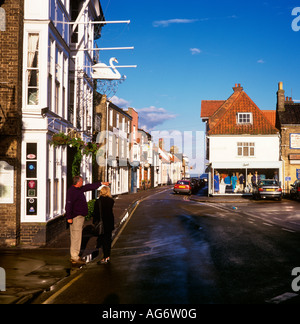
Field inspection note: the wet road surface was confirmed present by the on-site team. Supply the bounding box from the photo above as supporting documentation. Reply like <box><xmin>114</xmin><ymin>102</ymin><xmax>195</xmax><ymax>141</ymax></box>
<box><xmin>39</xmin><ymin>189</ymin><xmax>300</xmax><ymax>304</ymax></box>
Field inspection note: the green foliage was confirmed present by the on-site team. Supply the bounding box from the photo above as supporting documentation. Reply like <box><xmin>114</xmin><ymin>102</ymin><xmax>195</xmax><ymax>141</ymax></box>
<box><xmin>72</xmin><ymin>149</ymin><xmax>82</xmax><ymax>177</ymax></box>
<box><xmin>86</xmin><ymin>199</ymin><xmax>96</xmax><ymax>221</ymax></box>
<box><xmin>50</xmin><ymin>132</ymin><xmax>101</xmax><ymax>178</ymax></box>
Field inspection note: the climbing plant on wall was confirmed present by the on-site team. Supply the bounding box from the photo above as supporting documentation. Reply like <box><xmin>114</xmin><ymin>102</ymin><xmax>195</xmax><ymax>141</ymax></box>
<box><xmin>50</xmin><ymin>132</ymin><xmax>100</xmax><ymax>178</ymax></box>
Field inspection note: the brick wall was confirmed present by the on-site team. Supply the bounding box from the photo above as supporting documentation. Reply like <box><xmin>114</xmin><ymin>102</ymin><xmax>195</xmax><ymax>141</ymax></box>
<box><xmin>20</xmin><ymin>215</ymin><xmax>67</xmax><ymax>246</ymax></box>
<box><xmin>0</xmin><ymin>0</ymin><xmax>24</xmax><ymax>246</ymax></box>
<box><xmin>281</xmin><ymin>127</ymin><xmax>300</xmax><ymax>185</ymax></box>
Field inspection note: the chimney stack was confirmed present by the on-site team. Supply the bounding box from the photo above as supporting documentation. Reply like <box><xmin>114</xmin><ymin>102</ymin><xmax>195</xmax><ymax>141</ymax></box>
<box><xmin>277</xmin><ymin>82</ymin><xmax>285</xmax><ymax>112</ymax></box>
<box><xmin>233</xmin><ymin>83</ymin><xmax>243</xmax><ymax>92</ymax></box>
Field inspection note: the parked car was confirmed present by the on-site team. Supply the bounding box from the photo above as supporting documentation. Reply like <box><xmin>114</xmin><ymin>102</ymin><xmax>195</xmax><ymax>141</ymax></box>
<box><xmin>190</xmin><ymin>177</ymin><xmax>200</xmax><ymax>193</ymax></box>
<box><xmin>290</xmin><ymin>180</ymin><xmax>300</xmax><ymax>200</ymax></box>
<box><xmin>199</xmin><ymin>173</ymin><xmax>208</xmax><ymax>188</ymax></box>
<box><xmin>252</xmin><ymin>179</ymin><xmax>282</xmax><ymax>201</ymax></box>
<box><xmin>173</xmin><ymin>180</ymin><xmax>192</xmax><ymax>195</ymax></box>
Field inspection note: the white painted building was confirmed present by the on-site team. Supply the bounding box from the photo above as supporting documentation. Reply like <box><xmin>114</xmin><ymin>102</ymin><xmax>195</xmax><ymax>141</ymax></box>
<box><xmin>201</xmin><ymin>84</ymin><xmax>282</xmax><ymax>195</ymax></box>
<box><xmin>21</xmin><ymin>0</ymin><xmax>104</xmax><ymax>237</ymax></box>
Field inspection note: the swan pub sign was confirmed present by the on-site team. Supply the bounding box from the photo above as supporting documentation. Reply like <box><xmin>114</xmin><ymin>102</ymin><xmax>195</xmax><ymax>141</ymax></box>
<box><xmin>92</xmin><ymin>57</ymin><xmax>136</xmax><ymax>80</ymax></box>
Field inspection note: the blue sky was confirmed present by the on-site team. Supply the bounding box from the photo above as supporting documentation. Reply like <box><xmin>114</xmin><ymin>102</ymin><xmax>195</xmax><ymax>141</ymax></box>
<box><xmin>96</xmin><ymin>0</ymin><xmax>300</xmax><ymax>172</ymax></box>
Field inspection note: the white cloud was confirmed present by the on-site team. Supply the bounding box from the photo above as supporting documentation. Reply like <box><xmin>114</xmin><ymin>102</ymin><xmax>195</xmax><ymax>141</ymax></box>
<box><xmin>153</xmin><ymin>15</ymin><xmax>237</xmax><ymax>28</ymax></box>
<box><xmin>257</xmin><ymin>59</ymin><xmax>265</xmax><ymax>64</ymax></box>
<box><xmin>153</xmin><ymin>18</ymin><xmax>198</xmax><ymax>28</ymax></box>
<box><xmin>110</xmin><ymin>96</ymin><xmax>131</xmax><ymax>108</ymax></box>
<box><xmin>110</xmin><ymin>97</ymin><xmax>176</xmax><ymax>132</ymax></box>
<box><xmin>136</xmin><ymin>106</ymin><xmax>177</xmax><ymax>131</ymax></box>
<box><xmin>190</xmin><ymin>48</ymin><xmax>202</xmax><ymax>55</ymax></box>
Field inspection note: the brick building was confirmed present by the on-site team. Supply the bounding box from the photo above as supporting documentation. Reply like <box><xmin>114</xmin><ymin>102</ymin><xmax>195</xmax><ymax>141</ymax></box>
<box><xmin>94</xmin><ymin>94</ymin><xmax>132</xmax><ymax>195</ymax></box>
<box><xmin>276</xmin><ymin>81</ymin><xmax>300</xmax><ymax>190</ymax></box>
<box><xmin>0</xmin><ymin>0</ymin><xmax>24</xmax><ymax>246</ymax></box>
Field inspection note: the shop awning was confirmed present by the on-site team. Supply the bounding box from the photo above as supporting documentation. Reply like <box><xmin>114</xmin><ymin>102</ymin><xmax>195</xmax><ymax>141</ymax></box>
<box><xmin>211</xmin><ymin>161</ymin><xmax>283</xmax><ymax>169</ymax></box>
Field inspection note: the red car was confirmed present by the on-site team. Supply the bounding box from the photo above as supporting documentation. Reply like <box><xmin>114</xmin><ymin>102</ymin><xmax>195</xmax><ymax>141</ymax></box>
<box><xmin>173</xmin><ymin>180</ymin><xmax>192</xmax><ymax>195</ymax></box>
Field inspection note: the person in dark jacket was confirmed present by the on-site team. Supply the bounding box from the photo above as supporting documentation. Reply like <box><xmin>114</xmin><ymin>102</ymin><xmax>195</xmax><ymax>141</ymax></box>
<box><xmin>252</xmin><ymin>171</ymin><xmax>260</xmax><ymax>186</ymax></box>
<box><xmin>93</xmin><ymin>186</ymin><xmax>115</xmax><ymax>264</ymax></box>
<box><xmin>65</xmin><ymin>176</ymin><xmax>109</xmax><ymax>265</ymax></box>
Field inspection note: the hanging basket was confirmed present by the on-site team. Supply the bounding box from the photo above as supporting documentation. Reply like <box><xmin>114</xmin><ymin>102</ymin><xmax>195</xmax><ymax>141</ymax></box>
<box><xmin>52</xmin><ymin>134</ymin><xmax>69</xmax><ymax>146</ymax></box>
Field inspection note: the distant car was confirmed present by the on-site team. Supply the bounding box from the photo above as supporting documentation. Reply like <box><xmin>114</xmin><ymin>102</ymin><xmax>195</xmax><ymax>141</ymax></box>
<box><xmin>290</xmin><ymin>180</ymin><xmax>300</xmax><ymax>200</ymax></box>
<box><xmin>199</xmin><ymin>173</ymin><xmax>208</xmax><ymax>188</ymax></box>
<box><xmin>252</xmin><ymin>179</ymin><xmax>282</xmax><ymax>201</ymax></box>
<box><xmin>190</xmin><ymin>178</ymin><xmax>200</xmax><ymax>193</ymax></box>
<box><xmin>173</xmin><ymin>180</ymin><xmax>192</xmax><ymax>195</ymax></box>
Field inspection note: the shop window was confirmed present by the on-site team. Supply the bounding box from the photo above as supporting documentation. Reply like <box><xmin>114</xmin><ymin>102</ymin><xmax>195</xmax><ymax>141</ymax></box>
<box><xmin>237</xmin><ymin>142</ymin><xmax>255</xmax><ymax>157</ymax></box>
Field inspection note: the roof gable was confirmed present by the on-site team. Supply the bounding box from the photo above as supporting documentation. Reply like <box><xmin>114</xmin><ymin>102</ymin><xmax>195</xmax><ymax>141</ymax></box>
<box><xmin>209</xmin><ymin>90</ymin><xmax>242</xmax><ymax>130</ymax></box>
<box><xmin>201</xmin><ymin>100</ymin><xmax>225</xmax><ymax>118</ymax></box>
<box><xmin>208</xmin><ymin>91</ymin><xmax>278</xmax><ymax>135</ymax></box>
<box><xmin>262</xmin><ymin>110</ymin><xmax>276</xmax><ymax>128</ymax></box>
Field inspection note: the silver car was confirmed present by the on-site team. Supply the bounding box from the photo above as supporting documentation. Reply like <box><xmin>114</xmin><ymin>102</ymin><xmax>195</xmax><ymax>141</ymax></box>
<box><xmin>253</xmin><ymin>179</ymin><xmax>282</xmax><ymax>201</ymax></box>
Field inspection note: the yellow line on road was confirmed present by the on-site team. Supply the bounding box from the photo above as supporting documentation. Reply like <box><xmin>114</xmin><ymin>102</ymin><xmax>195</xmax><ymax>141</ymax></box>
<box><xmin>112</xmin><ymin>200</ymin><xmax>140</xmax><ymax>248</ymax></box>
<box><xmin>42</xmin><ymin>272</ymin><xmax>84</xmax><ymax>304</ymax></box>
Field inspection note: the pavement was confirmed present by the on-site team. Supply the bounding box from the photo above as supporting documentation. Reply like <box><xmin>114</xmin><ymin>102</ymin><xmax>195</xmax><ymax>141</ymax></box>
<box><xmin>0</xmin><ymin>185</ymin><xmax>170</xmax><ymax>304</ymax></box>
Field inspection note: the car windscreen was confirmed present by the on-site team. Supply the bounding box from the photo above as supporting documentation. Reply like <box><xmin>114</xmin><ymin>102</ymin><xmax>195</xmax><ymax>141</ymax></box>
<box><xmin>259</xmin><ymin>180</ymin><xmax>278</xmax><ymax>186</ymax></box>
<box><xmin>177</xmin><ymin>181</ymin><xmax>190</xmax><ymax>185</ymax></box>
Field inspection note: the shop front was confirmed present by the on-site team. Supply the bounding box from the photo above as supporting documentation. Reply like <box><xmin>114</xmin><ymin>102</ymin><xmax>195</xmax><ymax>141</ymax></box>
<box><xmin>208</xmin><ymin>161</ymin><xmax>283</xmax><ymax>196</ymax></box>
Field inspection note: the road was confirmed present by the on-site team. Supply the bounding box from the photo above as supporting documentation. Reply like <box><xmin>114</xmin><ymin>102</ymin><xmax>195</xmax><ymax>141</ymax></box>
<box><xmin>39</xmin><ymin>189</ymin><xmax>300</xmax><ymax>304</ymax></box>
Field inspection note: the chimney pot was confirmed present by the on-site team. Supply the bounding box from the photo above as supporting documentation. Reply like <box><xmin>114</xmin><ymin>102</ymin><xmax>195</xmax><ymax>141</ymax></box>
<box><xmin>278</xmin><ymin>82</ymin><xmax>283</xmax><ymax>90</ymax></box>
<box><xmin>233</xmin><ymin>83</ymin><xmax>243</xmax><ymax>92</ymax></box>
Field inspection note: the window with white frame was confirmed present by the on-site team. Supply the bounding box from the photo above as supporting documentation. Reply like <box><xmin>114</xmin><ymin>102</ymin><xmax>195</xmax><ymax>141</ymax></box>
<box><xmin>55</xmin><ymin>80</ymin><xmax>60</xmax><ymax>114</ymax></box>
<box><xmin>54</xmin><ymin>47</ymin><xmax>62</xmax><ymax>114</ymax></box>
<box><xmin>122</xmin><ymin>117</ymin><xmax>125</xmax><ymax>132</ymax></box>
<box><xmin>48</xmin><ymin>38</ymin><xmax>54</xmax><ymax>111</ymax></box>
<box><xmin>237</xmin><ymin>112</ymin><xmax>252</xmax><ymax>124</ymax></box>
<box><xmin>133</xmin><ymin>125</ymin><xmax>136</xmax><ymax>140</ymax></box>
<box><xmin>108</xmin><ymin>133</ymin><xmax>113</xmax><ymax>156</ymax></box>
<box><xmin>237</xmin><ymin>142</ymin><xmax>255</xmax><ymax>157</ymax></box>
<box><xmin>121</xmin><ymin>138</ymin><xmax>124</xmax><ymax>158</ymax></box>
<box><xmin>109</xmin><ymin>109</ymin><xmax>113</xmax><ymax>127</ymax></box>
<box><xmin>116</xmin><ymin>114</ymin><xmax>119</xmax><ymax>129</ymax></box>
<box><xmin>27</xmin><ymin>33</ymin><xmax>39</xmax><ymax>105</ymax></box>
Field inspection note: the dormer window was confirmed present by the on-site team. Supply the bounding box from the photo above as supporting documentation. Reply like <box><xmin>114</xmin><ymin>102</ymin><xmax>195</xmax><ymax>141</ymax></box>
<box><xmin>237</xmin><ymin>112</ymin><xmax>252</xmax><ymax>124</ymax></box>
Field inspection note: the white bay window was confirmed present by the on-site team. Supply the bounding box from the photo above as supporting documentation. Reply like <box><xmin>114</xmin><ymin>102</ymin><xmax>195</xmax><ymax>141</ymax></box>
<box><xmin>27</xmin><ymin>33</ymin><xmax>39</xmax><ymax>105</ymax></box>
